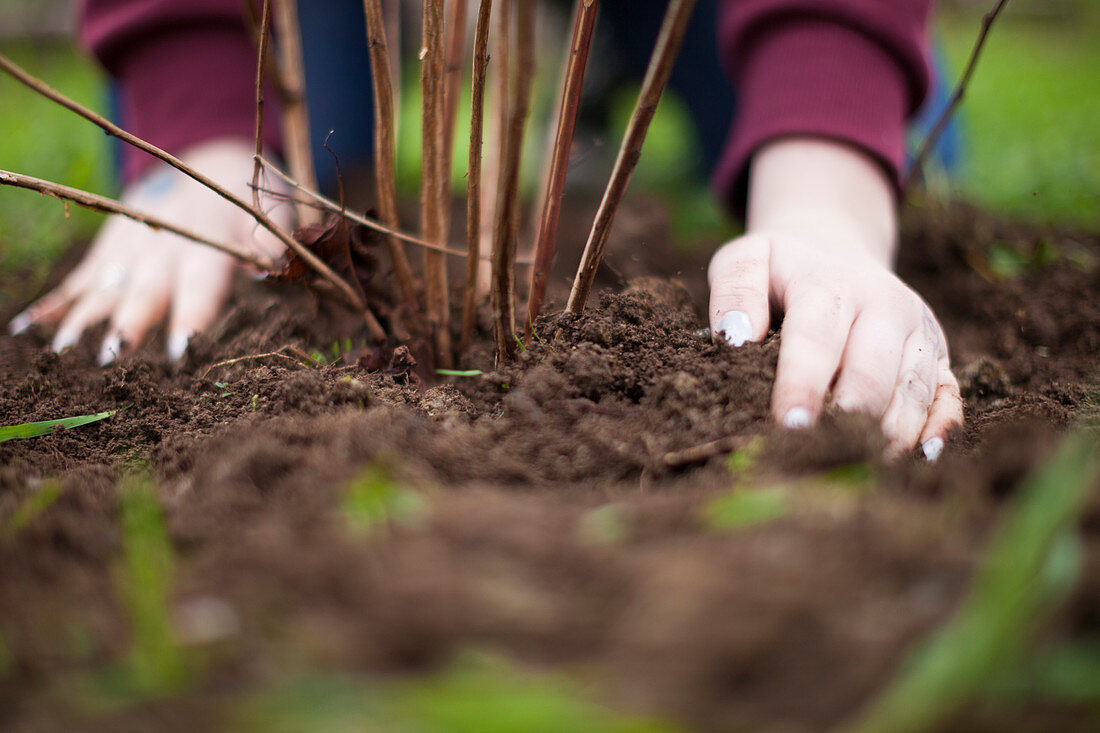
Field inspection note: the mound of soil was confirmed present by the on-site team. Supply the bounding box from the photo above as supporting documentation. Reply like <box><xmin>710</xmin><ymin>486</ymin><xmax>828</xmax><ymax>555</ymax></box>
<box><xmin>0</xmin><ymin>201</ymin><xmax>1097</xmax><ymax>731</ymax></box>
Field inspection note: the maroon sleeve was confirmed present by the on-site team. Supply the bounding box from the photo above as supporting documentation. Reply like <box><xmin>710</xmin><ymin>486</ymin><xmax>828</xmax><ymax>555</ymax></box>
<box><xmin>78</xmin><ymin>0</ymin><xmax>282</xmax><ymax>185</ymax></box>
<box><xmin>712</xmin><ymin>0</ymin><xmax>935</xmax><ymax>214</ymax></box>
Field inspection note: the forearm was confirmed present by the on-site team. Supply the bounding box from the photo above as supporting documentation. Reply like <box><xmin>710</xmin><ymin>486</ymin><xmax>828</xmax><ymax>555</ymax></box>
<box><xmin>746</xmin><ymin>137</ymin><xmax>898</xmax><ymax>266</ymax></box>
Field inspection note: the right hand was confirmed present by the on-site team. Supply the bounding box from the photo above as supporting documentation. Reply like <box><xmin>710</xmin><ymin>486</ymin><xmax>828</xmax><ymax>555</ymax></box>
<box><xmin>8</xmin><ymin>139</ymin><xmax>292</xmax><ymax>364</ymax></box>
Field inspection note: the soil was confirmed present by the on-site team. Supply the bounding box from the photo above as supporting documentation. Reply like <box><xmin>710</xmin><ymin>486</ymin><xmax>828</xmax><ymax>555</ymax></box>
<box><xmin>0</xmin><ymin>200</ymin><xmax>1098</xmax><ymax>731</ymax></box>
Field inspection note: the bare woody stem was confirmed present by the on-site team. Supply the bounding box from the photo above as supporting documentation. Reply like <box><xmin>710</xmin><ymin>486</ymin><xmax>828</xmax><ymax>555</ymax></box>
<box><xmin>252</xmin><ymin>0</ymin><xmax>274</xmax><ymax>211</ymax></box>
<box><xmin>524</xmin><ymin>0</ymin><xmax>598</xmax><ymax>337</ymax></box>
<box><xmin>565</xmin><ymin>0</ymin><xmax>696</xmax><ymax>314</ymax></box>
<box><xmin>421</xmin><ymin>0</ymin><xmax>454</xmax><ymax>367</ymax></box>
<box><xmin>490</xmin><ymin>0</ymin><xmax>536</xmax><ymax>363</ymax></box>
<box><xmin>441</xmin><ymin>0</ymin><xmax>469</xmax><ymax>177</ymax></box>
<box><xmin>364</xmin><ymin>0</ymin><xmax>421</xmax><ymax>307</ymax></box>
<box><xmin>904</xmin><ymin>0</ymin><xmax>1010</xmax><ymax>194</ymax></box>
<box><xmin>272</xmin><ymin>0</ymin><xmax>321</xmax><ymax>226</ymax></box>
<box><xmin>0</xmin><ymin>52</ymin><xmax>382</xmax><ymax>338</ymax></box>
<box><xmin>0</xmin><ymin>169</ymin><xmax>273</xmax><ymax>271</ymax></box>
<box><xmin>459</xmin><ymin>0</ymin><xmax>494</xmax><ymax>354</ymax></box>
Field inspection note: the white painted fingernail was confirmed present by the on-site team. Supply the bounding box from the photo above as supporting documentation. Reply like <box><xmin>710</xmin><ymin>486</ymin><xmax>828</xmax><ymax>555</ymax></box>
<box><xmin>782</xmin><ymin>407</ymin><xmax>812</xmax><ymax>430</ymax></box>
<box><xmin>167</xmin><ymin>331</ymin><xmax>190</xmax><ymax>363</ymax></box>
<box><xmin>97</xmin><ymin>334</ymin><xmax>121</xmax><ymax>366</ymax></box>
<box><xmin>717</xmin><ymin>310</ymin><xmax>753</xmax><ymax>348</ymax></box>
<box><xmin>9</xmin><ymin>311</ymin><xmax>33</xmax><ymax>336</ymax></box>
<box><xmin>922</xmin><ymin>437</ymin><xmax>944</xmax><ymax>462</ymax></box>
<box><xmin>51</xmin><ymin>330</ymin><xmax>79</xmax><ymax>354</ymax></box>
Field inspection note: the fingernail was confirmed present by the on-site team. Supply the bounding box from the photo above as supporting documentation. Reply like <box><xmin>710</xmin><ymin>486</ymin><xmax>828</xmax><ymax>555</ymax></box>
<box><xmin>9</xmin><ymin>311</ymin><xmax>33</xmax><ymax>336</ymax></box>
<box><xmin>97</xmin><ymin>334</ymin><xmax>121</xmax><ymax>366</ymax></box>
<box><xmin>922</xmin><ymin>437</ymin><xmax>944</xmax><ymax>462</ymax></box>
<box><xmin>167</xmin><ymin>331</ymin><xmax>190</xmax><ymax>363</ymax></box>
<box><xmin>51</xmin><ymin>330</ymin><xmax>78</xmax><ymax>354</ymax></box>
<box><xmin>717</xmin><ymin>310</ymin><xmax>753</xmax><ymax>348</ymax></box>
<box><xmin>782</xmin><ymin>407</ymin><xmax>812</xmax><ymax>430</ymax></box>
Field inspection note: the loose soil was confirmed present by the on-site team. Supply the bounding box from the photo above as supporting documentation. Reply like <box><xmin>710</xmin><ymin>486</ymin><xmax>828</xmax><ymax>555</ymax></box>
<box><xmin>1</xmin><ymin>201</ymin><xmax>1098</xmax><ymax>731</ymax></box>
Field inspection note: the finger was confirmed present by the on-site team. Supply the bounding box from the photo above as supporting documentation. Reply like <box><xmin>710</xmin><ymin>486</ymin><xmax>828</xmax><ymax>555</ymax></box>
<box><xmin>918</xmin><ymin>363</ymin><xmax>964</xmax><ymax>462</ymax></box>
<box><xmin>50</xmin><ymin>287</ymin><xmax>122</xmax><ymax>353</ymax></box>
<box><xmin>99</xmin><ymin>274</ymin><xmax>172</xmax><ymax>366</ymax></box>
<box><xmin>771</xmin><ymin>286</ymin><xmax>855</xmax><ymax>428</ymax></box>
<box><xmin>708</xmin><ymin>235</ymin><xmax>771</xmax><ymax>347</ymax></box>
<box><xmin>166</xmin><ymin>250</ymin><xmax>236</xmax><ymax>362</ymax></box>
<box><xmin>831</xmin><ymin>312</ymin><xmax>905</xmax><ymax>419</ymax></box>
<box><xmin>880</xmin><ymin>330</ymin><xmax>940</xmax><ymax>454</ymax></box>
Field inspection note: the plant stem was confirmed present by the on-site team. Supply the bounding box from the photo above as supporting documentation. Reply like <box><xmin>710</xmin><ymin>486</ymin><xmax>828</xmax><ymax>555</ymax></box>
<box><xmin>525</xmin><ymin>0</ymin><xmax>598</xmax><ymax>337</ymax></box>
<box><xmin>421</xmin><ymin>0</ymin><xmax>454</xmax><ymax>366</ymax></box>
<box><xmin>251</xmin><ymin>0</ymin><xmax>274</xmax><ymax>211</ymax></box>
<box><xmin>0</xmin><ymin>52</ymin><xmax>381</xmax><ymax>338</ymax></box>
<box><xmin>0</xmin><ymin>169</ymin><xmax>273</xmax><ymax>271</ymax></box>
<box><xmin>565</xmin><ymin>0</ymin><xmax>696</xmax><ymax>314</ymax></box>
<box><xmin>441</xmin><ymin>0</ymin><xmax>469</xmax><ymax>182</ymax></box>
<box><xmin>272</xmin><ymin>0</ymin><xmax>320</xmax><ymax>225</ymax></box>
<box><xmin>364</xmin><ymin>0</ymin><xmax>421</xmax><ymax>307</ymax></box>
<box><xmin>459</xmin><ymin>0</ymin><xmax>494</xmax><ymax>355</ymax></box>
<box><xmin>490</xmin><ymin>0</ymin><xmax>536</xmax><ymax>363</ymax></box>
<box><xmin>905</xmin><ymin>0</ymin><xmax>1010</xmax><ymax>194</ymax></box>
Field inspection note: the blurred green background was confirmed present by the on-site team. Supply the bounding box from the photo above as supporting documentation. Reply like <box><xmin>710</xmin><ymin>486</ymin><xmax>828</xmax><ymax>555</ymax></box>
<box><xmin>1</xmin><ymin>0</ymin><xmax>1098</xmax><ymax>302</ymax></box>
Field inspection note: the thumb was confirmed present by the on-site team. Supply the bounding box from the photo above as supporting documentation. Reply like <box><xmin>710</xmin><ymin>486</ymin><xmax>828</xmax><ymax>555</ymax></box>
<box><xmin>708</xmin><ymin>234</ymin><xmax>771</xmax><ymax>347</ymax></box>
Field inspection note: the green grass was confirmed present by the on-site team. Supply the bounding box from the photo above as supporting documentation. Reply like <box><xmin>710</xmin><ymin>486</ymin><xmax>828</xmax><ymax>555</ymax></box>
<box><xmin>936</xmin><ymin>6</ymin><xmax>1100</xmax><ymax>227</ymax></box>
<box><xmin>845</xmin><ymin>430</ymin><xmax>1100</xmax><ymax>733</ymax></box>
<box><xmin>232</xmin><ymin>652</ymin><xmax>682</xmax><ymax>733</ymax></box>
<box><xmin>0</xmin><ymin>41</ymin><xmax>110</xmax><ymax>285</ymax></box>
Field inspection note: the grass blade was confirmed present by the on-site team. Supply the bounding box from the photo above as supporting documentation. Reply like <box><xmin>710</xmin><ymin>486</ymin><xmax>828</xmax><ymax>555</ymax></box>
<box><xmin>0</xmin><ymin>410</ymin><xmax>115</xmax><ymax>443</ymax></box>
<box><xmin>844</xmin><ymin>430</ymin><xmax>1100</xmax><ymax>733</ymax></box>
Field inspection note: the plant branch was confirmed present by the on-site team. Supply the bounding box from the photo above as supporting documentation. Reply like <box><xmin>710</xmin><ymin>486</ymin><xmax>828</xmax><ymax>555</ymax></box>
<box><xmin>904</xmin><ymin>0</ymin><xmax>1010</xmax><ymax>193</ymax></box>
<box><xmin>525</xmin><ymin>0</ymin><xmax>598</xmax><ymax>337</ymax></box>
<box><xmin>0</xmin><ymin>169</ymin><xmax>273</xmax><ymax>271</ymax></box>
<box><xmin>459</xmin><ymin>0</ymin><xmax>494</xmax><ymax>354</ymax></box>
<box><xmin>272</xmin><ymin>0</ymin><xmax>321</xmax><ymax>225</ymax></box>
<box><xmin>252</xmin><ymin>0</ymin><xmax>274</xmax><ymax>211</ymax></box>
<box><xmin>364</xmin><ymin>0</ymin><xmax>421</xmax><ymax>307</ymax></box>
<box><xmin>565</xmin><ymin>0</ymin><xmax>697</xmax><ymax>314</ymax></box>
<box><xmin>490</xmin><ymin>0</ymin><xmax>536</xmax><ymax>363</ymax></box>
<box><xmin>0</xmin><ymin>52</ymin><xmax>380</xmax><ymax>336</ymax></box>
<box><xmin>421</xmin><ymin>0</ymin><xmax>453</xmax><ymax>366</ymax></box>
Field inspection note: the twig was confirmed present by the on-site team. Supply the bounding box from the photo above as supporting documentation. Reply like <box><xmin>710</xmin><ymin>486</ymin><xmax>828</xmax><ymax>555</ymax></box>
<box><xmin>0</xmin><ymin>169</ymin><xmax>273</xmax><ymax>271</ymax></box>
<box><xmin>441</xmin><ymin>0</ymin><xmax>469</xmax><ymax>181</ymax></box>
<box><xmin>490</xmin><ymin>0</ymin><xmax>536</xmax><ymax>363</ymax></box>
<box><xmin>421</xmin><ymin>0</ymin><xmax>453</xmax><ymax>366</ymax></box>
<box><xmin>257</xmin><ymin>155</ymin><xmax>532</xmax><ymax>263</ymax></box>
<box><xmin>272</xmin><ymin>0</ymin><xmax>320</xmax><ymax>225</ymax></box>
<box><xmin>525</xmin><ymin>0</ymin><xmax>598</xmax><ymax>337</ymax></box>
<box><xmin>459</xmin><ymin>0</ymin><xmax>494</xmax><ymax>354</ymax></box>
<box><xmin>200</xmin><ymin>347</ymin><xmax>303</xmax><ymax>379</ymax></box>
<box><xmin>251</xmin><ymin>0</ymin><xmax>274</xmax><ymax>211</ymax></box>
<box><xmin>565</xmin><ymin>0</ymin><xmax>697</xmax><ymax>314</ymax></box>
<box><xmin>904</xmin><ymin>0</ymin><xmax>1010</xmax><ymax>194</ymax></box>
<box><xmin>364</xmin><ymin>0</ymin><xmax>420</xmax><ymax>307</ymax></box>
<box><xmin>240</xmin><ymin>0</ymin><xmax>292</xmax><ymax>103</ymax></box>
<box><xmin>0</xmin><ymin>52</ymin><xmax>381</xmax><ymax>337</ymax></box>
<box><xmin>663</xmin><ymin>435</ymin><xmax>751</xmax><ymax>468</ymax></box>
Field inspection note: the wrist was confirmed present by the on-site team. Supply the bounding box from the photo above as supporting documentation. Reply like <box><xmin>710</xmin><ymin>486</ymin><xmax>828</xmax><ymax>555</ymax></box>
<box><xmin>745</xmin><ymin>137</ymin><xmax>898</xmax><ymax>266</ymax></box>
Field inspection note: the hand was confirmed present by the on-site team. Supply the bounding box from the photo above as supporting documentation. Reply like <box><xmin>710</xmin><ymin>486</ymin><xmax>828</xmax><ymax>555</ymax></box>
<box><xmin>8</xmin><ymin>139</ymin><xmax>291</xmax><ymax>365</ymax></box>
<box><xmin>708</xmin><ymin>138</ymin><xmax>962</xmax><ymax>458</ymax></box>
